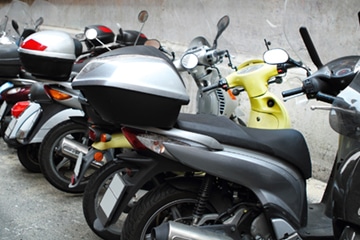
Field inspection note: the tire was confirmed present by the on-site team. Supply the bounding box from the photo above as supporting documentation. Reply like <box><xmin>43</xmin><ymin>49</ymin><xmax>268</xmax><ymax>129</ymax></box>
<box><xmin>122</xmin><ymin>183</ymin><xmax>215</xmax><ymax>240</ymax></box>
<box><xmin>38</xmin><ymin>120</ymin><xmax>90</xmax><ymax>193</ymax></box>
<box><xmin>17</xmin><ymin>143</ymin><xmax>41</xmax><ymax>173</ymax></box>
<box><xmin>82</xmin><ymin>160</ymin><xmax>130</xmax><ymax>240</ymax></box>
<box><xmin>0</xmin><ymin>114</ymin><xmax>11</xmax><ymax>137</ymax></box>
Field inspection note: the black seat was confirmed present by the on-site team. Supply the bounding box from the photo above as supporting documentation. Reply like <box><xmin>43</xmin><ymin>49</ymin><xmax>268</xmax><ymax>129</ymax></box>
<box><xmin>176</xmin><ymin>113</ymin><xmax>312</xmax><ymax>179</ymax></box>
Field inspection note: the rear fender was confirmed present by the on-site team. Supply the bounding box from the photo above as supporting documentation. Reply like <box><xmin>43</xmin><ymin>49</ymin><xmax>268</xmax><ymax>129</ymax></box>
<box><xmin>93</xmin><ymin>151</ymin><xmax>193</xmax><ymax>231</ymax></box>
<box><xmin>28</xmin><ymin>108</ymin><xmax>84</xmax><ymax>143</ymax></box>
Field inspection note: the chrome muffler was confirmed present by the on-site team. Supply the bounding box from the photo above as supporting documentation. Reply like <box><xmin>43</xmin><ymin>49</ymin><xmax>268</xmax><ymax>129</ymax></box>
<box><xmin>151</xmin><ymin>221</ymin><xmax>233</xmax><ymax>240</ymax></box>
<box><xmin>59</xmin><ymin>137</ymin><xmax>88</xmax><ymax>159</ymax></box>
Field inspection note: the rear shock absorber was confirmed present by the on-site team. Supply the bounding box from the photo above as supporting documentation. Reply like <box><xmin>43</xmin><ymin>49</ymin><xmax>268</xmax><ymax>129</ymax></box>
<box><xmin>192</xmin><ymin>174</ymin><xmax>215</xmax><ymax>225</ymax></box>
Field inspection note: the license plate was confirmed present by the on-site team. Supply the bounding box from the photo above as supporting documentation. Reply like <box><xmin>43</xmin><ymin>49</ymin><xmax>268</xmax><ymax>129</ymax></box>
<box><xmin>0</xmin><ymin>101</ymin><xmax>7</xmax><ymax>120</ymax></box>
<box><xmin>99</xmin><ymin>173</ymin><xmax>125</xmax><ymax>218</ymax></box>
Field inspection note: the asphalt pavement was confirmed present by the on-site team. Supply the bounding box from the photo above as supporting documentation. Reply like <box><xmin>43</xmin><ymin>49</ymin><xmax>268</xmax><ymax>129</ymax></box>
<box><xmin>0</xmin><ymin>137</ymin><xmax>326</xmax><ymax>239</ymax></box>
<box><xmin>0</xmin><ymin>139</ymin><xmax>101</xmax><ymax>240</ymax></box>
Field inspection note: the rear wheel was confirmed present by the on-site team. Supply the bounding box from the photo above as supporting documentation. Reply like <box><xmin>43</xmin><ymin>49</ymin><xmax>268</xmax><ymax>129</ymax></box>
<box><xmin>17</xmin><ymin>143</ymin><xmax>41</xmax><ymax>173</ymax></box>
<box><xmin>82</xmin><ymin>160</ymin><xmax>130</xmax><ymax>240</ymax></box>
<box><xmin>38</xmin><ymin>120</ymin><xmax>90</xmax><ymax>193</ymax></box>
<box><xmin>82</xmin><ymin>159</ymin><xmax>163</xmax><ymax>240</ymax></box>
<box><xmin>122</xmin><ymin>183</ymin><xmax>216</xmax><ymax>240</ymax></box>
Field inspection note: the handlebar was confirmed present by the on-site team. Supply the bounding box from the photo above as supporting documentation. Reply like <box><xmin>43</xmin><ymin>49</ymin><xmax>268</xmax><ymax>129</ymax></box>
<box><xmin>198</xmin><ymin>49</ymin><xmax>227</xmax><ymax>66</ymax></box>
<box><xmin>202</xmin><ymin>78</ymin><xmax>228</xmax><ymax>92</ymax></box>
<box><xmin>315</xmin><ymin>92</ymin><xmax>337</xmax><ymax>104</ymax></box>
<box><xmin>282</xmin><ymin>87</ymin><xmax>304</xmax><ymax>98</ymax></box>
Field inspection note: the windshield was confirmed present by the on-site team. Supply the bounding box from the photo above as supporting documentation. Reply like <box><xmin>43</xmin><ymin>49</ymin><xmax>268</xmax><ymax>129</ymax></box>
<box><xmin>330</xmin><ymin>70</ymin><xmax>360</xmax><ymax>139</ymax></box>
<box><xmin>283</xmin><ymin>0</ymin><xmax>360</xmax><ymax>71</ymax></box>
<box><xmin>3</xmin><ymin>0</ymin><xmax>33</xmax><ymax>38</ymax></box>
<box><xmin>30</xmin><ymin>0</ymin><xmax>58</xmax><ymax>27</ymax></box>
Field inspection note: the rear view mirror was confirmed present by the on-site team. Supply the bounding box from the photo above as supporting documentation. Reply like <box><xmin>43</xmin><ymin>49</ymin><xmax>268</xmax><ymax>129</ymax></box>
<box><xmin>138</xmin><ymin>10</ymin><xmax>149</xmax><ymax>23</ymax></box>
<box><xmin>263</xmin><ymin>48</ymin><xmax>289</xmax><ymax>64</ymax></box>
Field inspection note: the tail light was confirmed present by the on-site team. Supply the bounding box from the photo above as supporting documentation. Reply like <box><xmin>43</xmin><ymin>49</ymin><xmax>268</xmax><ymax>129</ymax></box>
<box><xmin>2</xmin><ymin>86</ymin><xmax>31</xmax><ymax>102</ymax></box>
<box><xmin>88</xmin><ymin>128</ymin><xmax>97</xmax><ymax>141</ymax></box>
<box><xmin>121</xmin><ymin>127</ymin><xmax>189</xmax><ymax>153</ymax></box>
<box><xmin>11</xmin><ymin>101</ymin><xmax>30</xmax><ymax>118</ymax></box>
<box><xmin>98</xmin><ymin>25</ymin><xmax>113</xmax><ymax>33</ymax></box>
<box><xmin>44</xmin><ymin>85</ymin><xmax>72</xmax><ymax>100</ymax></box>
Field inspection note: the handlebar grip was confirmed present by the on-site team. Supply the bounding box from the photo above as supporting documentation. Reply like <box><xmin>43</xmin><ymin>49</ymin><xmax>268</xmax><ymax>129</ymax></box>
<box><xmin>315</xmin><ymin>92</ymin><xmax>336</xmax><ymax>104</ymax></box>
<box><xmin>282</xmin><ymin>87</ymin><xmax>304</xmax><ymax>98</ymax></box>
<box><xmin>214</xmin><ymin>50</ymin><xmax>226</xmax><ymax>57</ymax></box>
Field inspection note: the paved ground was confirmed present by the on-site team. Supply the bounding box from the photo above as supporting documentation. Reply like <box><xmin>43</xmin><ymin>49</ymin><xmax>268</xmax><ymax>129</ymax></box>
<box><xmin>0</xmin><ymin>138</ymin><xmax>326</xmax><ymax>240</ymax></box>
<box><xmin>0</xmin><ymin>139</ymin><xmax>101</xmax><ymax>240</ymax></box>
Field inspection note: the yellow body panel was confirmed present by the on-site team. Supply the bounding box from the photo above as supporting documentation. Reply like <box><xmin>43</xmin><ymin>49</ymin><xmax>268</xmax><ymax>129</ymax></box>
<box><xmin>228</xmin><ymin>60</ymin><xmax>290</xmax><ymax>129</ymax></box>
<box><xmin>91</xmin><ymin>132</ymin><xmax>132</xmax><ymax>150</ymax></box>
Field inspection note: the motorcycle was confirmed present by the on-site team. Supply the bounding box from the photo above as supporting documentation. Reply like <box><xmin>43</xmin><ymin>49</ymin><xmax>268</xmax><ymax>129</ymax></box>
<box><xmin>71</xmin><ymin>15</ymin><xmax>306</xmax><ymax>239</ymax></box>
<box><xmin>3</xmin><ymin>10</ymin><xmax>150</xmax><ymax>189</ymax></box>
<box><xmin>69</xmin><ymin>14</ymin><xmax>294</xmax><ymax>192</ymax></box>
<box><xmin>117</xmin><ymin>20</ymin><xmax>360</xmax><ymax>240</ymax></box>
<box><xmin>67</xmin><ymin>15</ymin><xmax>238</xmax><ymax>192</ymax></box>
<box><xmin>145</xmin><ymin>46</ymin><xmax>360</xmax><ymax>240</ymax></box>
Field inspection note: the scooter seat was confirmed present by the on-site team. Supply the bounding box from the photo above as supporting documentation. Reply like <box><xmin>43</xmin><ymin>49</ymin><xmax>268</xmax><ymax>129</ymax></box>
<box><xmin>176</xmin><ymin>113</ymin><xmax>312</xmax><ymax>179</ymax></box>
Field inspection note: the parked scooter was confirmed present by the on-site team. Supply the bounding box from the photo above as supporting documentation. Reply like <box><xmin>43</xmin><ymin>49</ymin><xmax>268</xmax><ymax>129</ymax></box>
<box><xmin>70</xmin><ymin>14</ymin><xmax>294</xmax><ymax>193</ymax></box>
<box><xmin>72</xmin><ymin>16</ymin><xmax>305</xmax><ymax>239</ymax></box>
<box><xmin>67</xmin><ymin>15</ymin><xmax>238</xmax><ymax>191</ymax></box>
<box><xmin>143</xmin><ymin>41</ymin><xmax>360</xmax><ymax>240</ymax></box>
<box><xmin>3</xmin><ymin>11</ymin><xmax>150</xmax><ymax>184</ymax></box>
<box><xmin>115</xmin><ymin>28</ymin><xmax>360</xmax><ymax>240</ymax></box>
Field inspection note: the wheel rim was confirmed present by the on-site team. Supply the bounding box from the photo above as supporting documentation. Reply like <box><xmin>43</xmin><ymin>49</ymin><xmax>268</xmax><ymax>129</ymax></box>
<box><xmin>50</xmin><ymin>129</ymin><xmax>90</xmax><ymax>183</ymax></box>
<box><xmin>140</xmin><ymin>198</ymin><xmax>197</xmax><ymax>239</ymax></box>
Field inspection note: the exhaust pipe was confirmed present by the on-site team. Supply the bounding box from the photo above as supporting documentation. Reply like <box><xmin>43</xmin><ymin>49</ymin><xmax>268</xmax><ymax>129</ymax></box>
<box><xmin>151</xmin><ymin>221</ymin><xmax>233</xmax><ymax>240</ymax></box>
<box><xmin>59</xmin><ymin>137</ymin><xmax>88</xmax><ymax>159</ymax></box>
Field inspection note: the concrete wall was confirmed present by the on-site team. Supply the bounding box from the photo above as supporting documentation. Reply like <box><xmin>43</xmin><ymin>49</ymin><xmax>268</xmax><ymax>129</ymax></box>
<box><xmin>1</xmin><ymin>0</ymin><xmax>360</xmax><ymax>181</ymax></box>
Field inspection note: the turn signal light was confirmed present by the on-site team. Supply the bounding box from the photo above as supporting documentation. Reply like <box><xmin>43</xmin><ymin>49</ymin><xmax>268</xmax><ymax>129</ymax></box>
<box><xmin>227</xmin><ymin>89</ymin><xmax>237</xmax><ymax>100</ymax></box>
<box><xmin>11</xmin><ymin>101</ymin><xmax>30</xmax><ymax>118</ymax></box>
<box><xmin>94</xmin><ymin>151</ymin><xmax>103</xmax><ymax>162</ymax></box>
<box><xmin>44</xmin><ymin>86</ymin><xmax>72</xmax><ymax>100</ymax></box>
<box><xmin>100</xmin><ymin>133</ymin><xmax>112</xmax><ymax>142</ymax></box>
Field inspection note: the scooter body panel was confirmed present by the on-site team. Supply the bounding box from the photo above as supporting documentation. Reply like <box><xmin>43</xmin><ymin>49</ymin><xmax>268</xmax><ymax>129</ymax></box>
<box><xmin>28</xmin><ymin>108</ymin><xmax>84</xmax><ymax>143</ymax></box>
<box><xmin>163</xmin><ymin>143</ymin><xmax>307</xmax><ymax>229</ymax></box>
<box><xmin>333</xmin><ymin>139</ymin><xmax>360</xmax><ymax>231</ymax></box>
<box><xmin>5</xmin><ymin>102</ymin><xmax>41</xmax><ymax>140</ymax></box>
<box><xmin>5</xmin><ymin>101</ymin><xmax>84</xmax><ymax>144</ymax></box>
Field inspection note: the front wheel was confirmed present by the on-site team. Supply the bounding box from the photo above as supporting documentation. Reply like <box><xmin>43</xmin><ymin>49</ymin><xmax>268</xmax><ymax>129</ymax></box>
<box><xmin>38</xmin><ymin>120</ymin><xmax>90</xmax><ymax>193</ymax></box>
<box><xmin>122</xmin><ymin>183</ymin><xmax>215</xmax><ymax>240</ymax></box>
